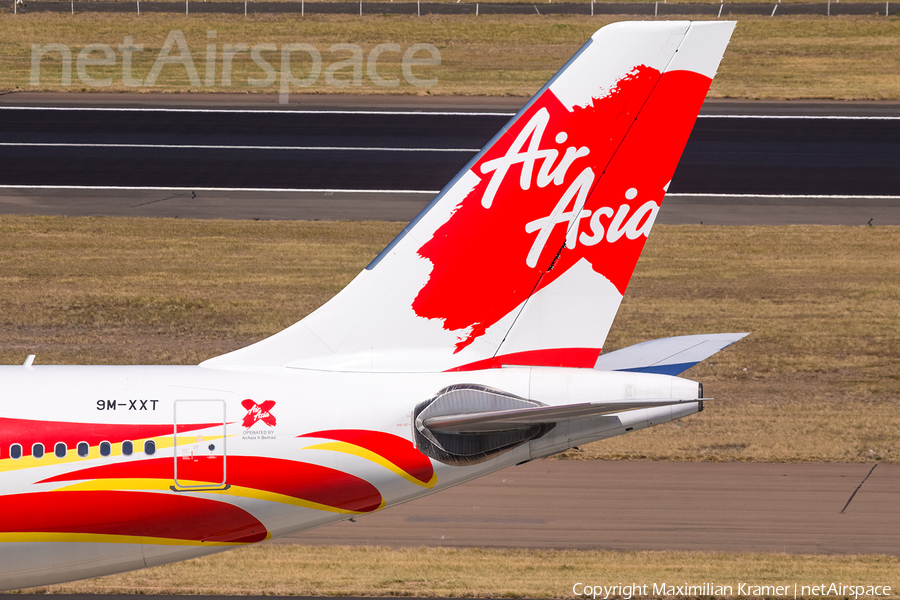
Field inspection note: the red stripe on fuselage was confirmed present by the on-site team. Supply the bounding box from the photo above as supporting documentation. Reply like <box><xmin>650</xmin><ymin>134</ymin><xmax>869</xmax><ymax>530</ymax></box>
<box><xmin>0</xmin><ymin>490</ymin><xmax>267</xmax><ymax>543</ymax></box>
<box><xmin>39</xmin><ymin>455</ymin><xmax>383</xmax><ymax>513</ymax></box>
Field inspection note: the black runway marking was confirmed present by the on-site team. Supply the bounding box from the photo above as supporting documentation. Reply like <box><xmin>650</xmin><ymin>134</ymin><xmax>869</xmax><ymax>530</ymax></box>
<box><xmin>841</xmin><ymin>464</ymin><xmax>878</xmax><ymax>514</ymax></box>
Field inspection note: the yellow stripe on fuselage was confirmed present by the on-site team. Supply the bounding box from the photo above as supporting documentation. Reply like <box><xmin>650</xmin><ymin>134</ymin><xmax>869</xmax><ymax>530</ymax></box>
<box><xmin>0</xmin><ymin>434</ymin><xmax>226</xmax><ymax>474</ymax></box>
<box><xmin>302</xmin><ymin>441</ymin><xmax>437</xmax><ymax>488</ymax></box>
<box><xmin>0</xmin><ymin>531</ymin><xmax>262</xmax><ymax>546</ymax></box>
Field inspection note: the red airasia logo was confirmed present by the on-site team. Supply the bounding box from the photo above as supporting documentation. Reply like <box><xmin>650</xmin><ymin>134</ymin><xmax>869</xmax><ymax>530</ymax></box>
<box><xmin>241</xmin><ymin>399</ymin><xmax>276</xmax><ymax>429</ymax></box>
<box><xmin>411</xmin><ymin>66</ymin><xmax>711</xmax><ymax>352</ymax></box>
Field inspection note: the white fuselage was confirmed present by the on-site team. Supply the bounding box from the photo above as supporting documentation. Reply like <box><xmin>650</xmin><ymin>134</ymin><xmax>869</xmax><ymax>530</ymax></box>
<box><xmin>0</xmin><ymin>364</ymin><xmax>699</xmax><ymax>591</ymax></box>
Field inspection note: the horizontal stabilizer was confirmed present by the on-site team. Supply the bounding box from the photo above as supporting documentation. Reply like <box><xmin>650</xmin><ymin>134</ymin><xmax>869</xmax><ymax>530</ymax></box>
<box><xmin>423</xmin><ymin>398</ymin><xmax>699</xmax><ymax>433</ymax></box>
<box><xmin>593</xmin><ymin>333</ymin><xmax>749</xmax><ymax>376</ymax></box>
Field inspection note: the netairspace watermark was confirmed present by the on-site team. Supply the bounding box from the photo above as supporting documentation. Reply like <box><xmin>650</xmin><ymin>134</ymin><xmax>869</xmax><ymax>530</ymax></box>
<box><xmin>573</xmin><ymin>582</ymin><xmax>894</xmax><ymax>599</ymax></box>
<box><xmin>30</xmin><ymin>29</ymin><xmax>441</xmax><ymax>103</ymax></box>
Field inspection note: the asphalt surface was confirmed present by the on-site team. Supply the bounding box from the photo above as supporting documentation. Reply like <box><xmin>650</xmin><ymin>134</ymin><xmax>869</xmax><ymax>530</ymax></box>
<box><xmin>282</xmin><ymin>460</ymin><xmax>900</xmax><ymax>555</ymax></box>
<box><xmin>0</xmin><ymin>95</ymin><xmax>898</xmax><ymax>224</ymax></box>
<box><xmin>15</xmin><ymin>0</ymin><xmax>896</xmax><ymax>15</ymax></box>
<box><xmin>0</xmin><ymin>108</ymin><xmax>485</xmax><ymax>190</ymax></box>
<box><xmin>2</xmin><ymin>103</ymin><xmax>899</xmax><ymax>194</ymax></box>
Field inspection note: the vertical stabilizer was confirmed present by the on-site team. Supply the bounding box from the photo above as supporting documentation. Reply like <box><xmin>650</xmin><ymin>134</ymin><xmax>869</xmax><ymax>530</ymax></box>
<box><xmin>203</xmin><ymin>21</ymin><xmax>735</xmax><ymax>372</ymax></box>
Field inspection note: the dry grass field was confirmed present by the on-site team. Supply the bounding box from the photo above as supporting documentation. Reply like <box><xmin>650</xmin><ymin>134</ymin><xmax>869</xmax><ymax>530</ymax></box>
<box><xmin>14</xmin><ymin>0</ymin><xmax>894</xmax><ymax>4</ymax></box>
<box><xmin>1</xmin><ymin>217</ymin><xmax>897</xmax><ymax>465</ymax></box>
<box><xmin>2</xmin><ymin>15</ymin><xmax>900</xmax><ymax>98</ymax></box>
<box><xmin>8</xmin><ymin>545</ymin><xmax>896</xmax><ymax>596</ymax></box>
<box><xmin>575</xmin><ymin>226</ymin><xmax>900</xmax><ymax>464</ymax></box>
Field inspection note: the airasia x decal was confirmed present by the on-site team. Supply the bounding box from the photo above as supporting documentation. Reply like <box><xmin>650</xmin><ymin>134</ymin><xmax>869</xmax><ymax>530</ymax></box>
<box><xmin>241</xmin><ymin>399</ymin><xmax>276</xmax><ymax>428</ymax></box>
<box><xmin>412</xmin><ymin>66</ymin><xmax>712</xmax><ymax>351</ymax></box>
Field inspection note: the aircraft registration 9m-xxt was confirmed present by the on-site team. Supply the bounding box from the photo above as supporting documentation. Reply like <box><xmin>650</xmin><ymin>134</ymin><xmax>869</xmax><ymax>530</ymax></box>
<box><xmin>1</xmin><ymin>21</ymin><xmax>746</xmax><ymax>590</ymax></box>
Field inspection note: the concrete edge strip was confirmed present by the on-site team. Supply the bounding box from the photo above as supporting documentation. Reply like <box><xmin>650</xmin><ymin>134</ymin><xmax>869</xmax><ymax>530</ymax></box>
<box><xmin>0</xmin><ymin>142</ymin><xmax>480</xmax><ymax>152</ymax></box>
<box><xmin>2</xmin><ymin>107</ymin><xmax>900</xmax><ymax>120</ymax></box>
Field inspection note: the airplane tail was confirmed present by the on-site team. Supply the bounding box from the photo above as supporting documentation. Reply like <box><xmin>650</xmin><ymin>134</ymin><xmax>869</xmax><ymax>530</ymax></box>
<box><xmin>203</xmin><ymin>21</ymin><xmax>736</xmax><ymax>373</ymax></box>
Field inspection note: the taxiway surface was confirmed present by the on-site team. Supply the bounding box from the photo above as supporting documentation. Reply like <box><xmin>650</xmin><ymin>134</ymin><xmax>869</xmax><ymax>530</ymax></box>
<box><xmin>282</xmin><ymin>460</ymin><xmax>900</xmax><ymax>556</ymax></box>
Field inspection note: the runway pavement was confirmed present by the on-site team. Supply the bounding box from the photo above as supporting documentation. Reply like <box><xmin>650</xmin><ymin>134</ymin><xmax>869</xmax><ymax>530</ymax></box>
<box><xmin>0</xmin><ymin>95</ymin><xmax>898</xmax><ymax>224</ymax></box>
<box><xmin>281</xmin><ymin>460</ymin><xmax>900</xmax><ymax>556</ymax></box>
<box><xmin>1</xmin><ymin>101</ymin><xmax>898</xmax><ymax>195</ymax></box>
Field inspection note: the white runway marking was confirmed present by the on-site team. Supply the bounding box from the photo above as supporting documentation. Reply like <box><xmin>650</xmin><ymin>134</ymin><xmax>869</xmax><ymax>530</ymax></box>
<box><xmin>0</xmin><ymin>142</ymin><xmax>480</xmax><ymax>152</ymax></box>
<box><xmin>1</xmin><ymin>185</ymin><xmax>898</xmax><ymax>200</ymax></box>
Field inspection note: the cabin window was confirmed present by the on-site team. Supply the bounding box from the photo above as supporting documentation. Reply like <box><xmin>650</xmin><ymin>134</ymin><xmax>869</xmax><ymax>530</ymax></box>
<box><xmin>54</xmin><ymin>442</ymin><xmax>67</xmax><ymax>458</ymax></box>
<box><xmin>99</xmin><ymin>441</ymin><xmax>111</xmax><ymax>457</ymax></box>
<box><xmin>32</xmin><ymin>443</ymin><xmax>45</xmax><ymax>459</ymax></box>
<box><xmin>77</xmin><ymin>441</ymin><xmax>89</xmax><ymax>458</ymax></box>
<box><xmin>144</xmin><ymin>440</ymin><xmax>156</xmax><ymax>455</ymax></box>
<box><xmin>10</xmin><ymin>444</ymin><xmax>22</xmax><ymax>460</ymax></box>
<box><xmin>122</xmin><ymin>440</ymin><xmax>134</xmax><ymax>456</ymax></box>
